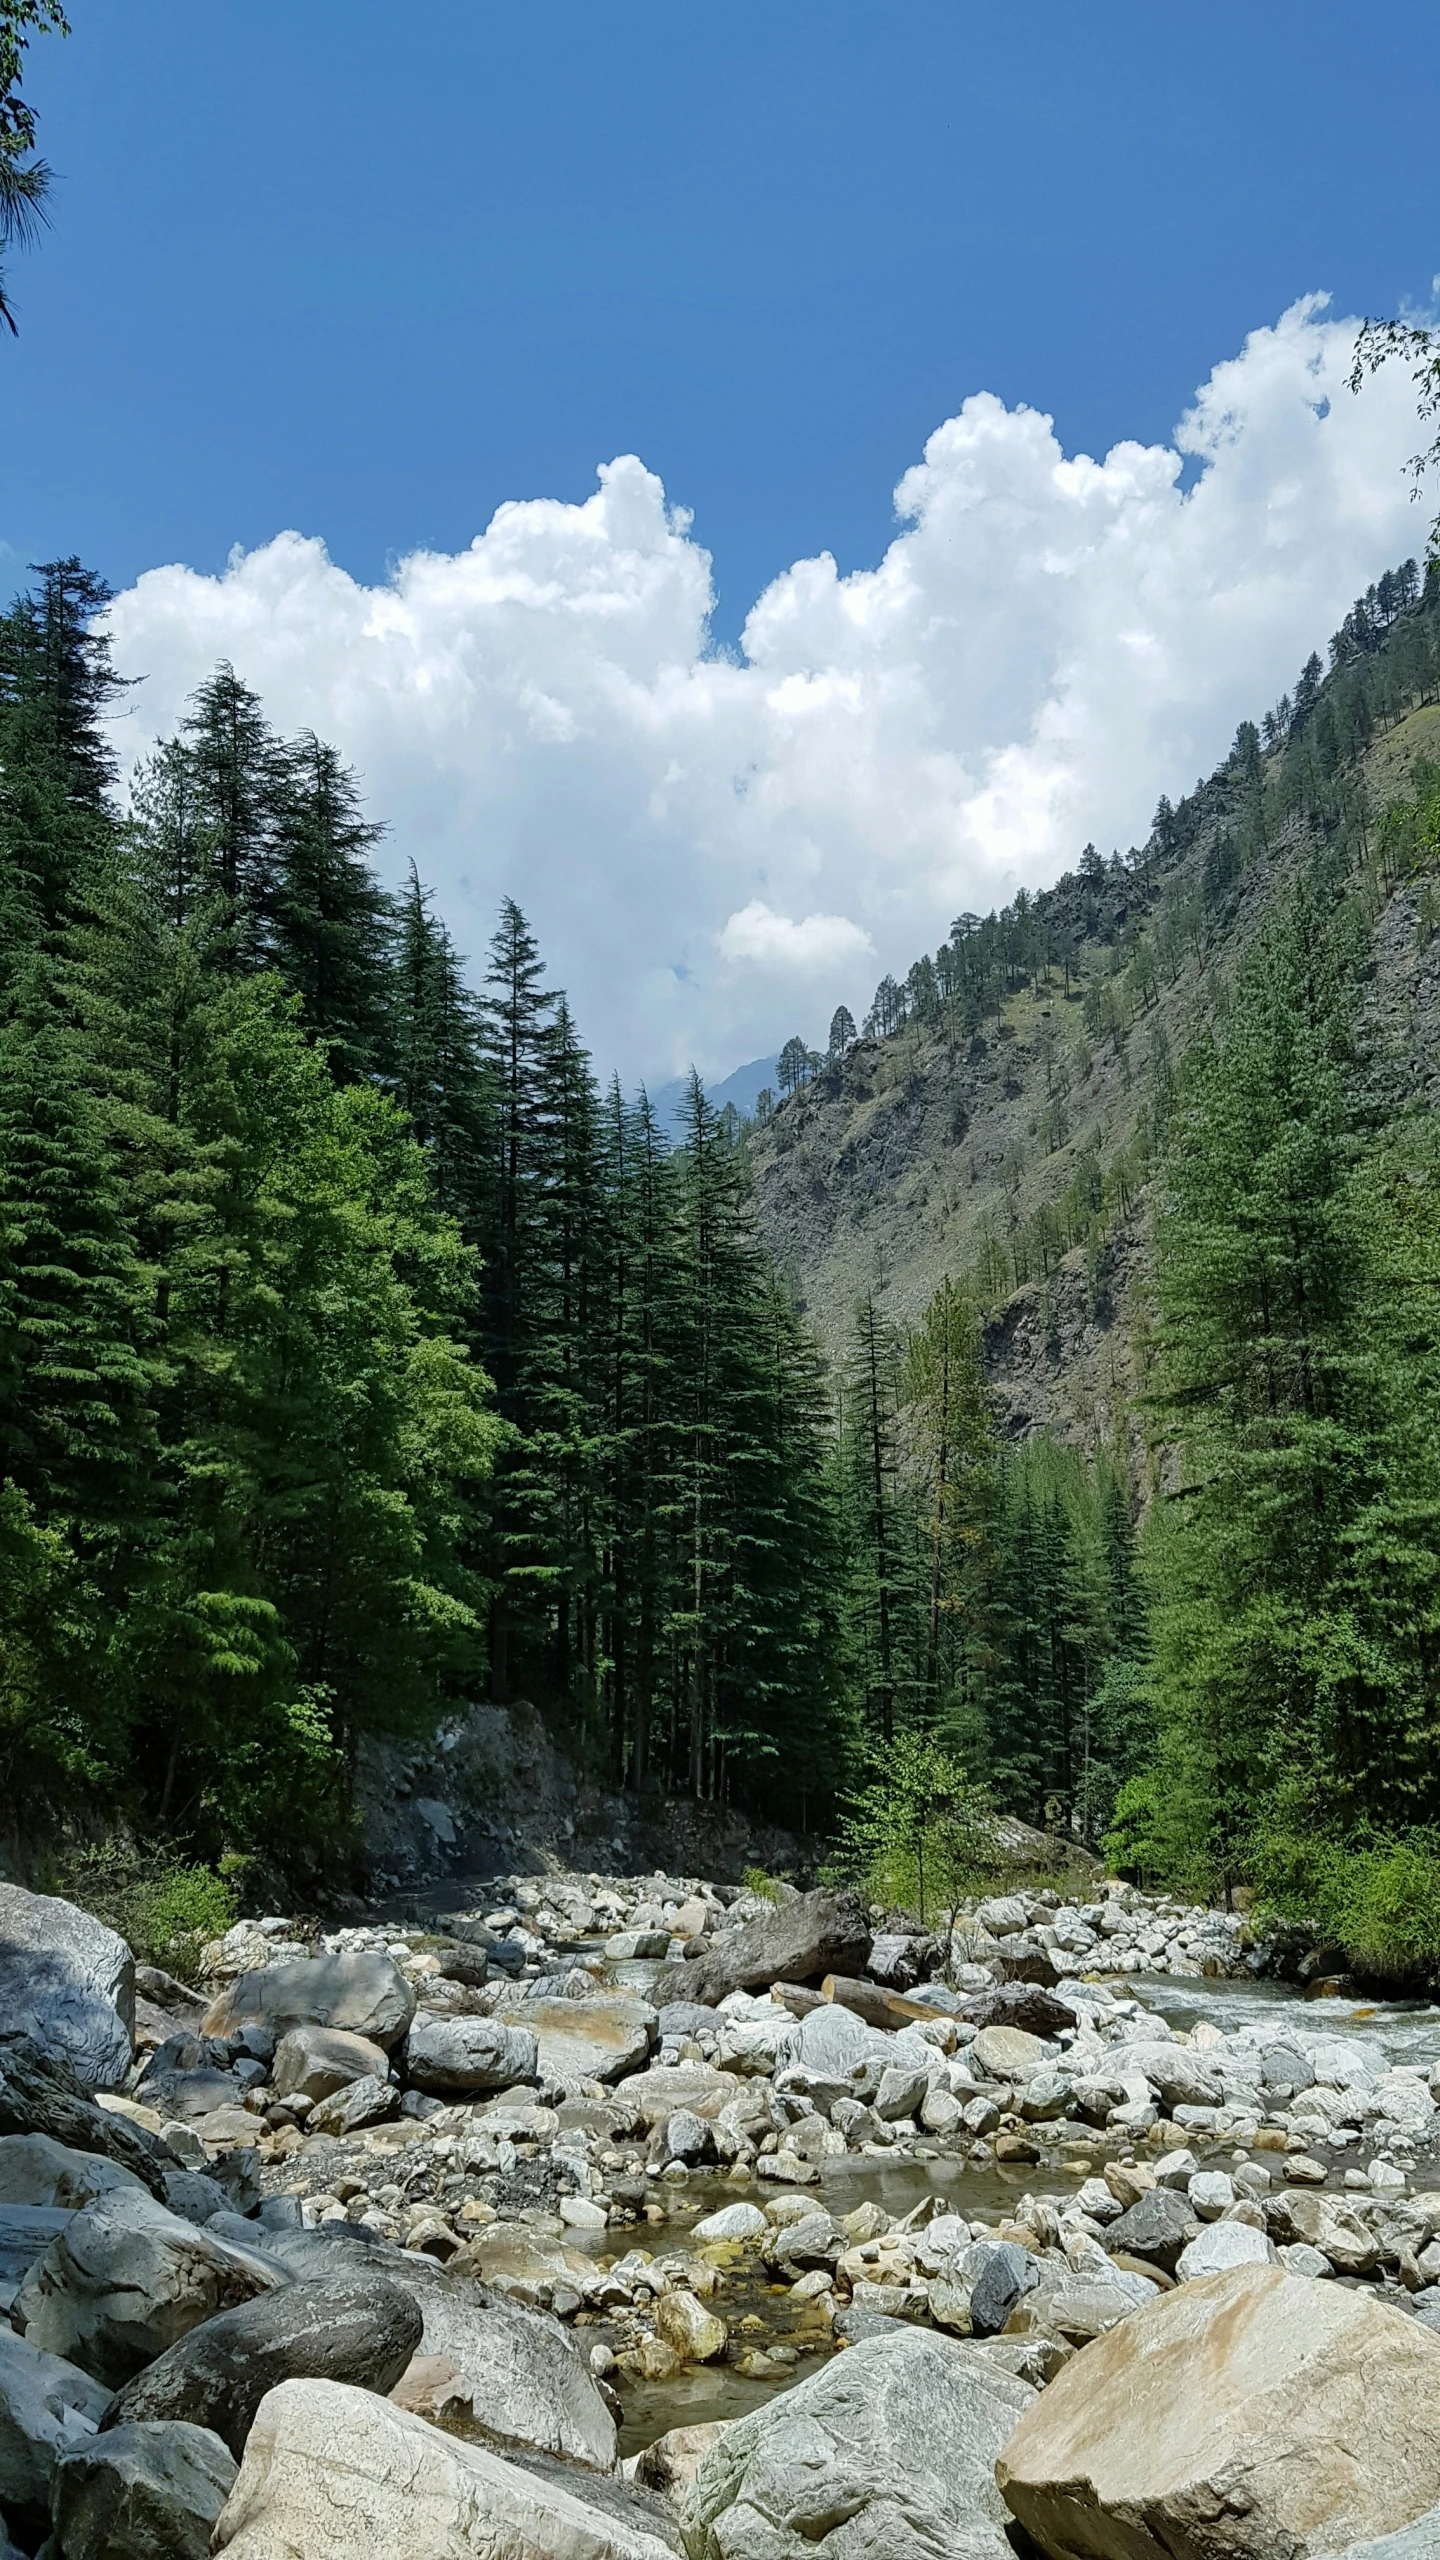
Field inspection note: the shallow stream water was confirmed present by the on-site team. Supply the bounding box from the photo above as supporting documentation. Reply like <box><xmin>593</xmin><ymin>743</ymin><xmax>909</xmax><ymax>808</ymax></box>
<box><xmin>606</xmin><ymin>1969</ymin><xmax>1440</xmax><ymax>2450</ymax></box>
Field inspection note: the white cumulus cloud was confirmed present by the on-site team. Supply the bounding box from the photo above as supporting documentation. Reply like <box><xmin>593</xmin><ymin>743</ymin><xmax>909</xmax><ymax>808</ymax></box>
<box><xmin>103</xmin><ymin>296</ymin><xmax>1424</xmax><ymax>1082</ymax></box>
<box><xmin>718</xmin><ymin>901</ymin><xmax>873</xmax><ymax>974</ymax></box>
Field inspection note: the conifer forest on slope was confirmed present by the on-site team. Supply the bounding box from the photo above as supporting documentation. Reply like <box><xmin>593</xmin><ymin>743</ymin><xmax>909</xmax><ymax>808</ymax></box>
<box><xmin>9</xmin><ymin>555</ymin><xmax>1440</xmax><ymax>1959</ymax></box>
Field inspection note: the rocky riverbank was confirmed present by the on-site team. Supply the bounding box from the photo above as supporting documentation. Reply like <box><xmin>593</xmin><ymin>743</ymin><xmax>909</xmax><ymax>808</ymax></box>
<box><xmin>4</xmin><ymin>1868</ymin><xmax>1440</xmax><ymax>2553</ymax></box>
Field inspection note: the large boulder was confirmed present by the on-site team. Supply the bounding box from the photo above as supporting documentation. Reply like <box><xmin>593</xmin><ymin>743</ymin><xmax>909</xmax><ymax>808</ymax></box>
<box><xmin>0</xmin><ymin>2322</ymin><xmax>108</xmax><ymax>2518</ymax></box>
<box><xmin>103</xmin><ymin>2271</ymin><xmax>423</xmax><ymax>2458</ymax></box>
<box><xmin>202</xmin><ymin>1953</ymin><xmax>415</xmax><ymax>2051</ymax></box>
<box><xmin>958</xmin><ymin>1984</ymin><xmax>1078</xmax><ymax>2039</ymax></box>
<box><xmin>218</xmin><ymin>2222</ymin><xmax>618</xmax><ymax>2472</ymax></box>
<box><xmin>610</xmin><ymin>2064</ymin><xmax>733</xmax><ymax>2125</ymax></box>
<box><xmin>404</xmin><ymin>2013</ymin><xmax>538</xmax><ymax>2094</ymax></box>
<box><xmin>996</xmin><ymin>2262</ymin><xmax>1440</xmax><ymax>2558</ymax></box>
<box><xmin>0</xmin><ymin>2204</ymin><xmax>73</xmax><ymax>2307</ymax></box>
<box><xmin>681</xmin><ymin>2326</ymin><xmax>1033</xmax><ymax>2558</ymax></box>
<box><xmin>0</xmin><ymin>2131</ymin><xmax>145</xmax><ymax>2212</ymax></box>
<box><xmin>0</xmin><ymin>1886</ymin><xmax>133</xmax><ymax>2094</ymax></box>
<box><xmin>14</xmin><ymin>2189</ymin><xmax>285</xmax><ymax>2389</ymax></box>
<box><xmin>0</xmin><ymin>2038</ymin><xmax>174</xmax><ymax>2199</ymax></box>
<box><xmin>1106</xmin><ymin>2040</ymin><xmax>1224</xmax><ymax>2111</ymax></box>
<box><xmin>651</xmin><ymin>1890</ymin><xmax>872</xmax><ymax>2009</ymax></box>
<box><xmin>50</xmin><ymin>2418</ymin><xmax>236</xmax><ymax>2560</ymax></box>
<box><xmin>270</xmin><ymin>2023</ymin><xmax>390</xmax><ymax>2102</ymax></box>
<box><xmin>392</xmin><ymin>2292</ymin><xmax>616</xmax><ymax>2473</ymax></box>
<box><xmin>212</xmin><ymin>2378</ymin><xmax>678</xmax><ymax>2558</ymax></box>
<box><xmin>498</xmin><ymin>1997</ymin><xmax>653</xmax><ymax>2090</ymax></box>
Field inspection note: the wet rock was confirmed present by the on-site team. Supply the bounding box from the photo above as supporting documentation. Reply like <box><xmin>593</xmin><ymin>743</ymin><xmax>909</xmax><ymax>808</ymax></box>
<box><xmin>270</xmin><ymin>2025</ymin><xmax>390</xmax><ymax>2102</ymax></box>
<box><xmin>51</xmin><ymin>2418</ymin><xmax>236</xmax><ymax>2560</ymax></box>
<box><xmin>210</xmin><ymin>2378</ymin><xmax>676</xmax><ymax>2557</ymax></box>
<box><xmin>655</xmin><ymin>2291</ymin><xmax>727</xmax><ymax>2363</ymax></box>
<box><xmin>651</xmin><ymin>1889</ymin><xmax>871</xmax><ymax>2008</ymax></box>
<box><xmin>0</xmin><ymin>2323</ymin><xmax>108</xmax><ymax>2517</ymax></box>
<box><xmin>682</xmin><ymin>2326</ymin><xmax>1033</xmax><ymax>2558</ymax></box>
<box><xmin>998</xmin><ymin>2263</ymin><xmax>1440</xmax><ymax>2559</ymax></box>
<box><xmin>0</xmin><ymin>1888</ymin><xmax>134</xmax><ymax>2095</ymax></box>
<box><xmin>403</xmin><ymin>2012</ymin><xmax>538</xmax><ymax>2093</ymax></box>
<box><xmin>102</xmin><ymin>2272</ymin><xmax>422</xmax><ymax>2458</ymax></box>
<box><xmin>202</xmin><ymin>1954</ymin><xmax>415</xmax><ymax>2053</ymax></box>
<box><xmin>692</xmin><ymin>2203</ymin><xmax>766</xmax><ymax>2244</ymax></box>
<box><xmin>14</xmin><ymin>2189</ymin><xmax>284</xmax><ymax>2389</ymax></box>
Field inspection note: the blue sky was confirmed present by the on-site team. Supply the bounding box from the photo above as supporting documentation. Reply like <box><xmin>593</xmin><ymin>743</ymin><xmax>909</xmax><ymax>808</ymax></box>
<box><xmin>9</xmin><ymin>0</ymin><xmax>1440</xmax><ymax>628</ymax></box>
<box><xmin>6</xmin><ymin>5</ymin><xmax>1440</xmax><ymax>1079</ymax></box>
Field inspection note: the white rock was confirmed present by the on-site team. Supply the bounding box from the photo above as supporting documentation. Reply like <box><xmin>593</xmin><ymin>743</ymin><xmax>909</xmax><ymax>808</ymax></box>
<box><xmin>692</xmin><ymin>2203</ymin><xmax>767</xmax><ymax>2243</ymax></box>
<box><xmin>214</xmin><ymin>2379</ymin><xmax>674</xmax><ymax>2556</ymax></box>
<box><xmin>1175</xmin><ymin>2220</ymin><xmax>1276</xmax><ymax>2282</ymax></box>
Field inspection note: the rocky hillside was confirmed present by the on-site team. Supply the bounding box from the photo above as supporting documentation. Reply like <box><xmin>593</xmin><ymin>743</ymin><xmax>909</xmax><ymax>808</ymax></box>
<box><xmin>747</xmin><ymin>651</ymin><xmax>1440</xmax><ymax>1456</ymax></box>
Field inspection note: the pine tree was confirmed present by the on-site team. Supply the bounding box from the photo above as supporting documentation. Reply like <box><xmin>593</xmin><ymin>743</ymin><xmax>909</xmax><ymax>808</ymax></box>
<box><xmin>267</xmin><ymin>734</ymin><xmax>393</xmax><ymax>1076</ymax></box>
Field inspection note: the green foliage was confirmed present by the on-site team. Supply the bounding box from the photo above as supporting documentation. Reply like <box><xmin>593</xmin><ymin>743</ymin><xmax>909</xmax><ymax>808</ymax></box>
<box><xmin>740</xmin><ymin>1865</ymin><xmax>787</xmax><ymax>1903</ymax></box>
<box><xmin>1254</xmin><ymin>1825</ymin><xmax>1440</xmax><ymax>1980</ymax></box>
<box><xmin>51</xmin><ymin>1840</ymin><xmax>240</xmax><ymax>1983</ymax></box>
<box><xmin>832</xmin><ymin>1733</ymin><xmax>991</xmax><ymax>1922</ymax></box>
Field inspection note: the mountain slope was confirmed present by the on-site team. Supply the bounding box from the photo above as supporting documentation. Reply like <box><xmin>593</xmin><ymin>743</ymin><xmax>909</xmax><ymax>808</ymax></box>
<box><xmin>746</xmin><ymin>580</ymin><xmax>1440</xmax><ymax>1454</ymax></box>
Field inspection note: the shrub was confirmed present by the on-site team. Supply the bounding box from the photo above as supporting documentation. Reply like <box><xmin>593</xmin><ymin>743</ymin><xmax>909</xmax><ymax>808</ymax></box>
<box><xmin>52</xmin><ymin>1842</ymin><xmax>242</xmax><ymax>1984</ymax></box>
<box><xmin>1254</xmin><ymin>1825</ymin><xmax>1440</xmax><ymax>1981</ymax></box>
<box><xmin>830</xmin><ymin>1735</ymin><xmax>991</xmax><ymax>1924</ymax></box>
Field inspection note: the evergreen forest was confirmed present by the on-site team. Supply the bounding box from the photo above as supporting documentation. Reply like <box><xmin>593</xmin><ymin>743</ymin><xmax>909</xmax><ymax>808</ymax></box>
<box><xmin>10</xmin><ymin>546</ymin><xmax>1440</xmax><ymax>1966</ymax></box>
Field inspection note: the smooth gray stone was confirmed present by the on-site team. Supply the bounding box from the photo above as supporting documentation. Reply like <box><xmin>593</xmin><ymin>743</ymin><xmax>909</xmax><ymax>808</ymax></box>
<box><xmin>0</xmin><ymin>2323</ymin><xmax>109</xmax><ymax>2515</ymax></box>
<box><xmin>50</xmin><ymin>2418</ymin><xmax>235</xmax><ymax>2560</ymax></box>
<box><xmin>0</xmin><ymin>2041</ymin><xmax>174</xmax><ymax>2200</ymax></box>
<box><xmin>968</xmin><ymin>2241</ymin><xmax>1039</xmax><ymax>2339</ymax></box>
<box><xmin>404</xmin><ymin>2013</ymin><xmax>538</xmax><ymax>2093</ymax></box>
<box><xmin>104</xmin><ymin>2273</ymin><xmax>423</xmax><ymax>2458</ymax></box>
<box><xmin>0</xmin><ymin>1889</ymin><xmax>133</xmax><ymax>2095</ymax></box>
<box><xmin>681</xmin><ymin>2327</ymin><xmax>1033</xmax><ymax>2559</ymax></box>
<box><xmin>14</xmin><ymin>2190</ymin><xmax>285</xmax><ymax>2390</ymax></box>
<box><xmin>650</xmin><ymin>1887</ymin><xmax>871</xmax><ymax>2008</ymax></box>
<box><xmin>1105</xmin><ymin>2185</ymin><xmax>1199</xmax><ymax>2273</ymax></box>
<box><xmin>202</xmin><ymin>1953</ymin><xmax>415</xmax><ymax>2052</ymax></box>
